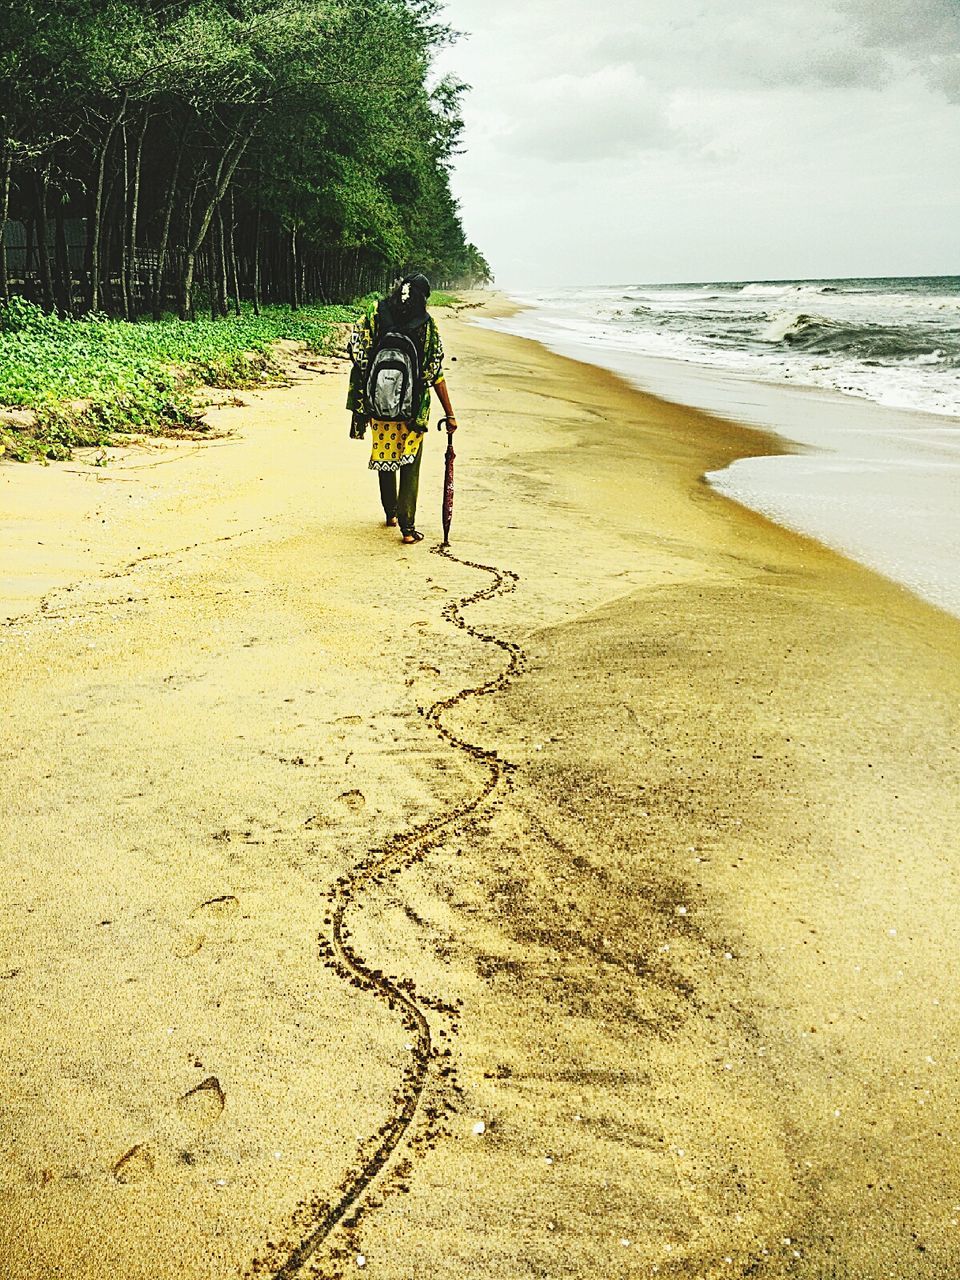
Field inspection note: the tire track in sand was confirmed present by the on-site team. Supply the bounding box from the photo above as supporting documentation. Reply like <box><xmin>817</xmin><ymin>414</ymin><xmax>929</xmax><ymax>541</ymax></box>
<box><xmin>259</xmin><ymin>544</ymin><xmax>526</xmax><ymax>1279</ymax></box>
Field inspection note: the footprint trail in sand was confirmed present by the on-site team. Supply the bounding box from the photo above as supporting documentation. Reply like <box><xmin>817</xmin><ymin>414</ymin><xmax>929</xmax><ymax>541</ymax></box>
<box><xmin>259</xmin><ymin>545</ymin><xmax>526</xmax><ymax>1279</ymax></box>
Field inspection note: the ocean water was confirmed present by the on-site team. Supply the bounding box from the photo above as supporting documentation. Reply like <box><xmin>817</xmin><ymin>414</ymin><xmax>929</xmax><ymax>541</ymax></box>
<box><xmin>498</xmin><ymin>277</ymin><xmax>960</xmax><ymax>417</ymax></box>
<box><xmin>480</xmin><ymin>277</ymin><xmax>960</xmax><ymax>619</ymax></box>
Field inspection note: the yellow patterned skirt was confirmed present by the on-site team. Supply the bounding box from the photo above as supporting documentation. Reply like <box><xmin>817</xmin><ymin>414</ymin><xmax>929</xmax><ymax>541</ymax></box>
<box><xmin>368</xmin><ymin>419</ymin><xmax>423</xmax><ymax>472</ymax></box>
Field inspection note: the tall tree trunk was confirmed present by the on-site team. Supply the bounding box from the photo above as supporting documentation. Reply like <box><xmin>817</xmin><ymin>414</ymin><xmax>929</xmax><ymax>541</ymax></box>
<box><xmin>33</xmin><ymin>171</ymin><xmax>55</xmax><ymax>311</ymax></box>
<box><xmin>205</xmin><ymin>224</ymin><xmax>217</xmax><ymax>320</ymax></box>
<box><xmin>98</xmin><ymin>171</ymin><xmax>121</xmax><ymax>315</ymax></box>
<box><xmin>178</xmin><ymin>174</ymin><xmax>202</xmax><ymax>320</ymax></box>
<box><xmin>252</xmin><ymin>198</ymin><xmax>262</xmax><ymax>315</ymax></box>
<box><xmin>24</xmin><ymin>212</ymin><xmax>35</xmax><ymax>296</ymax></box>
<box><xmin>216</xmin><ymin>202</ymin><xmax>228</xmax><ymax>316</ymax></box>
<box><xmin>208</xmin><ymin>209</ymin><xmax>219</xmax><ymax>317</ymax></box>
<box><xmin>290</xmin><ymin>225</ymin><xmax>299</xmax><ymax>310</ymax></box>
<box><xmin>152</xmin><ymin>127</ymin><xmax>185</xmax><ymax>319</ymax></box>
<box><xmin>125</xmin><ymin>108</ymin><xmax>149</xmax><ymax>319</ymax></box>
<box><xmin>101</xmin><ymin>205</ymin><xmax>116</xmax><ymax>315</ymax></box>
<box><xmin>87</xmin><ymin>97</ymin><xmax>126</xmax><ymax>313</ymax></box>
<box><xmin>0</xmin><ymin>147</ymin><xmax>11</xmax><ymax>304</ymax></box>
<box><xmin>180</xmin><ymin>133</ymin><xmax>250</xmax><ymax>320</ymax></box>
<box><xmin>54</xmin><ymin>195</ymin><xmax>72</xmax><ymax>315</ymax></box>
<box><xmin>227</xmin><ymin>188</ymin><xmax>241</xmax><ymax>315</ymax></box>
<box><xmin>119</xmin><ymin>120</ymin><xmax>130</xmax><ymax>319</ymax></box>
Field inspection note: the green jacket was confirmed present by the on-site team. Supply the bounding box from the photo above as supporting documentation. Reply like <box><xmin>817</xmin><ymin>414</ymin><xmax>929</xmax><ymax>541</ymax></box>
<box><xmin>346</xmin><ymin>301</ymin><xmax>445</xmax><ymax>431</ymax></box>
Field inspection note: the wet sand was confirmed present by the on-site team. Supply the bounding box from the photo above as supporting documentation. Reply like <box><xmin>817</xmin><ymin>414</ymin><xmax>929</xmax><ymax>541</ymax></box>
<box><xmin>487</xmin><ymin>299</ymin><xmax>960</xmax><ymax>620</ymax></box>
<box><xmin>2</xmin><ymin>300</ymin><xmax>960</xmax><ymax>1279</ymax></box>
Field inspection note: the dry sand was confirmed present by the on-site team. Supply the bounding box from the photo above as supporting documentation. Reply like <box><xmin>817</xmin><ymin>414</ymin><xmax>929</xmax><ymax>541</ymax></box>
<box><xmin>2</xmin><ymin>299</ymin><xmax>960</xmax><ymax>1279</ymax></box>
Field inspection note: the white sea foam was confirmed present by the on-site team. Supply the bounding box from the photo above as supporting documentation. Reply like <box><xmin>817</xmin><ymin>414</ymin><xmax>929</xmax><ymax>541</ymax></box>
<box><xmin>739</xmin><ymin>282</ymin><xmax>803</xmax><ymax>297</ymax></box>
<box><xmin>760</xmin><ymin>311</ymin><xmax>839</xmax><ymax>343</ymax></box>
<box><xmin>500</xmin><ymin>277</ymin><xmax>960</xmax><ymax>418</ymax></box>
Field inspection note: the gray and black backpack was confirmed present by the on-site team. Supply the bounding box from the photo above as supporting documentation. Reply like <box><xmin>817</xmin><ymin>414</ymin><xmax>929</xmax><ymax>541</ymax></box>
<box><xmin>364</xmin><ymin>301</ymin><xmax>425</xmax><ymax>426</ymax></box>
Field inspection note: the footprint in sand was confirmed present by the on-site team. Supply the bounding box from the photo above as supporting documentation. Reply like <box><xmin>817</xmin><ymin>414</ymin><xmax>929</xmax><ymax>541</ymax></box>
<box><xmin>112</xmin><ymin>1143</ymin><xmax>156</xmax><ymax>1183</ymax></box>
<box><xmin>178</xmin><ymin>1076</ymin><xmax>226</xmax><ymax>1130</ymax></box>
<box><xmin>113</xmin><ymin>1079</ymin><xmax>224</xmax><ymax>1180</ymax></box>
<box><xmin>337</xmin><ymin>790</ymin><xmax>366</xmax><ymax>811</ymax></box>
<box><xmin>192</xmin><ymin>894</ymin><xmax>240</xmax><ymax>918</ymax></box>
<box><xmin>173</xmin><ymin>933</ymin><xmax>205</xmax><ymax>958</ymax></box>
<box><xmin>174</xmin><ymin>895</ymin><xmax>241</xmax><ymax>957</ymax></box>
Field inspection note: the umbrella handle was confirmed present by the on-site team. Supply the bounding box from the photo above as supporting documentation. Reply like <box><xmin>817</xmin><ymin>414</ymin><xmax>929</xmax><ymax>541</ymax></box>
<box><xmin>437</xmin><ymin>415</ymin><xmax>457</xmax><ymax>433</ymax></box>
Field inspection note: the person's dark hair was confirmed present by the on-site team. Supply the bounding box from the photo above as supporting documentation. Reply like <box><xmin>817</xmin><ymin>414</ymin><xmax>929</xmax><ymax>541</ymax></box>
<box><xmin>385</xmin><ymin>272</ymin><xmax>431</xmax><ymax>330</ymax></box>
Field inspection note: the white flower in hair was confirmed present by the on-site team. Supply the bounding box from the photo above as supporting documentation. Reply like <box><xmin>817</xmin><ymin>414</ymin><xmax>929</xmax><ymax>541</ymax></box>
<box><xmin>401</xmin><ymin>283</ymin><xmax>411</xmax><ymax>303</ymax></box>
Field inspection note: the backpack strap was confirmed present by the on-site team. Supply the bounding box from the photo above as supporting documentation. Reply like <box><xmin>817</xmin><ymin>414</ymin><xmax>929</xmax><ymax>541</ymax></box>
<box><xmin>376</xmin><ymin>297</ymin><xmax>394</xmax><ymax>335</ymax></box>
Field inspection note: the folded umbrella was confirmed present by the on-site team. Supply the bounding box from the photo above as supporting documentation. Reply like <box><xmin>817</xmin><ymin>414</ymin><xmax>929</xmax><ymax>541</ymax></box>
<box><xmin>438</xmin><ymin>416</ymin><xmax>456</xmax><ymax>546</ymax></box>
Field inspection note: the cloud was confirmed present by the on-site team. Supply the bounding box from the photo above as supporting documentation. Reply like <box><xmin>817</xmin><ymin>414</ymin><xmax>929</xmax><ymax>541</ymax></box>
<box><xmin>500</xmin><ymin>64</ymin><xmax>678</xmax><ymax>162</ymax></box>
<box><xmin>583</xmin><ymin>4</ymin><xmax>891</xmax><ymax>92</ymax></box>
<box><xmin>841</xmin><ymin>0</ymin><xmax>960</xmax><ymax>98</ymax></box>
<box><xmin>441</xmin><ymin>0</ymin><xmax>960</xmax><ymax>172</ymax></box>
<box><xmin>447</xmin><ymin>0</ymin><xmax>960</xmax><ymax>96</ymax></box>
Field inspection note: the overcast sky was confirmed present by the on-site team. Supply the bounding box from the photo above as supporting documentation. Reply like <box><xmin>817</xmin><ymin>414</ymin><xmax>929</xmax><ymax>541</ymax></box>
<box><xmin>435</xmin><ymin>0</ymin><xmax>960</xmax><ymax>288</ymax></box>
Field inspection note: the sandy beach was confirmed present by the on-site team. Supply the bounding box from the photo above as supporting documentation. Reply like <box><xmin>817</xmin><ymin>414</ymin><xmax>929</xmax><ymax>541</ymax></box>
<box><xmin>3</xmin><ymin>297</ymin><xmax>960</xmax><ymax>1279</ymax></box>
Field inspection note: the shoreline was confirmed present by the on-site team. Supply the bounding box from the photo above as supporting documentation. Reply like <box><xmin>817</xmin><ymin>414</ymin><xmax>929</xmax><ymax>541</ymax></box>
<box><xmin>3</xmin><ymin>297</ymin><xmax>960</xmax><ymax>1278</ymax></box>
<box><xmin>485</xmin><ymin>296</ymin><xmax>960</xmax><ymax>620</ymax></box>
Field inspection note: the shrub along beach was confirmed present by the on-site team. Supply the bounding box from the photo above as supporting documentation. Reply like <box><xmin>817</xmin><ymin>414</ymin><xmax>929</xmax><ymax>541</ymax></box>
<box><xmin>0</xmin><ymin>297</ymin><xmax>357</xmax><ymax>460</ymax></box>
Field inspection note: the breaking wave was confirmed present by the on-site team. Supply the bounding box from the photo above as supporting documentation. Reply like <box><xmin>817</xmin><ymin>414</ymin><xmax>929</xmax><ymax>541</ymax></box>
<box><xmin>762</xmin><ymin>311</ymin><xmax>960</xmax><ymax>364</ymax></box>
<box><xmin>740</xmin><ymin>282</ymin><xmax>842</xmax><ymax>299</ymax></box>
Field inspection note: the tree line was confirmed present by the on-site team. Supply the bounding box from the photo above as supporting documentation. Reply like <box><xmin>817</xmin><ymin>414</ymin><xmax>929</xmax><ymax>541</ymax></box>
<box><xmin>0</xmin><ymin>0</ymin><xmax>491</xmax><ymax>320</ymax></box>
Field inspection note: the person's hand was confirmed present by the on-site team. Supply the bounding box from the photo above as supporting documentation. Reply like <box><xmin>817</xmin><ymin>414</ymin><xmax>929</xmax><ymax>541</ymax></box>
<box><xmin>445</xmin><ymin>414</ymin><xmax>458</xmax><ymax>432</ymax></box>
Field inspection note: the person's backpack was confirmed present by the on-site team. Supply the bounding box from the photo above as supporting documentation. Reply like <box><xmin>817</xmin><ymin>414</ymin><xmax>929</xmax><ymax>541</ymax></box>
<box><xmin>363</xmin><ymin>301</ymin><xmax>424</xmax><ymax>425</ymax></box>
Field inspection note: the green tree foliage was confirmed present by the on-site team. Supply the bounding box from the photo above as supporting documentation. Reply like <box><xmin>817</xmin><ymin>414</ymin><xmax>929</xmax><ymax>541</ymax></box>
<box><xmin>0</xmin><ymin>0</ymin><xmax>491</xmax><ymax>318</ymax></box>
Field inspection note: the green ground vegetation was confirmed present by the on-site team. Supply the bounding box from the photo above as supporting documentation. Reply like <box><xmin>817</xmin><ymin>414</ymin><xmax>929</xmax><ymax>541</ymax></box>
<box><xmin>425</xmin><ymin>291</ymin><xmax>463</xmax><ymax>308</ymax></box>
<box><xmin>0</xmin><ymin>296</ymin><xmax>357</xmax><ymax>461</ymax></box>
